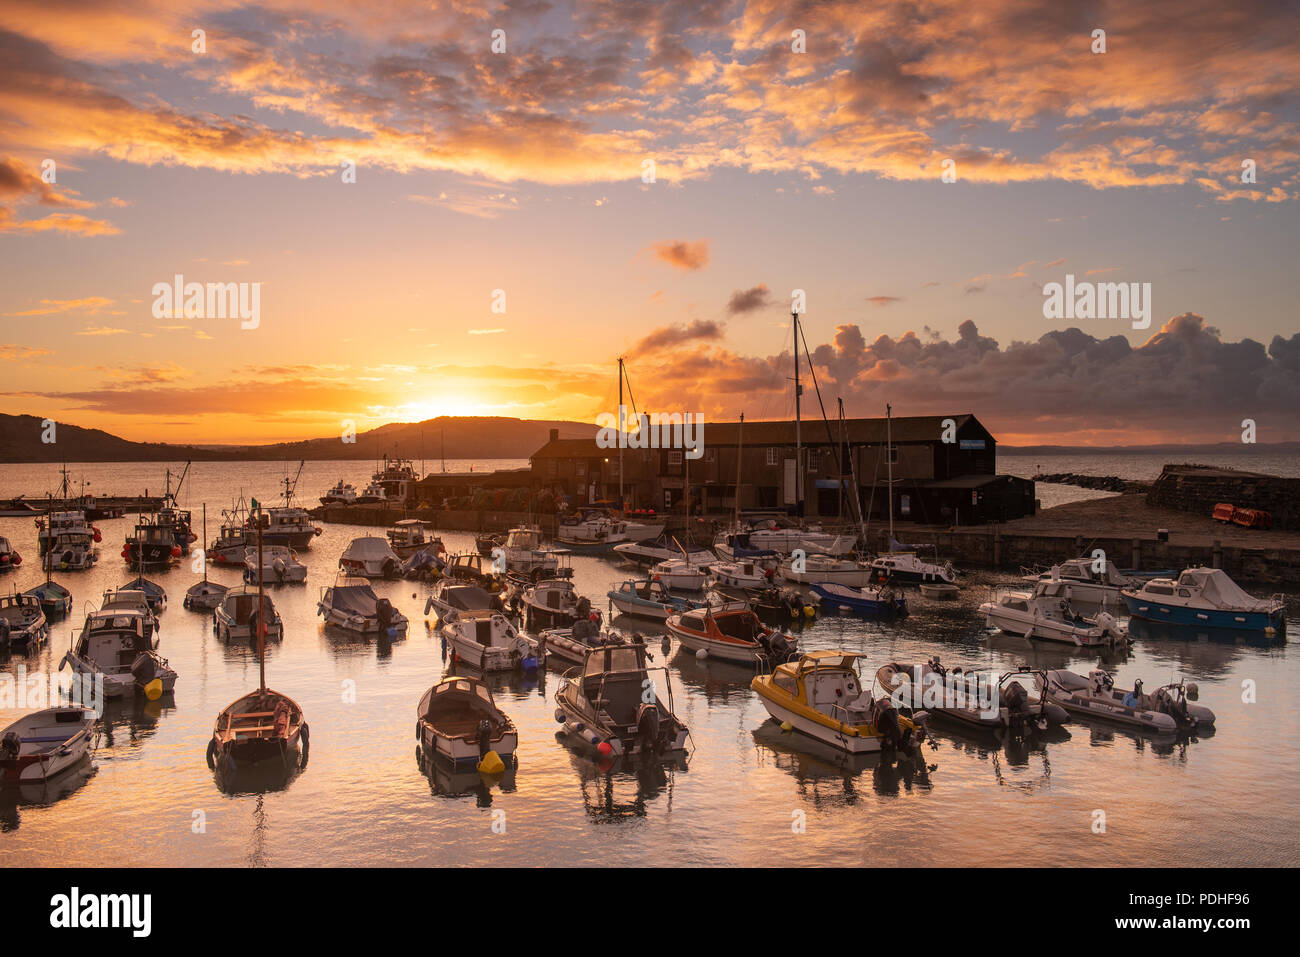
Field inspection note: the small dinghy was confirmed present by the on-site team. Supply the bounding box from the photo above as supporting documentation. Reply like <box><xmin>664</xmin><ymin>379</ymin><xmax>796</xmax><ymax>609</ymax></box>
<box><xmin>665</xmin><ymin>601</ymin><xmax>798</xmax><ymax>665</ymax></box>
<box><xmin>440</xmin><ymin>610</ymin><xmax>544</xmax><ymax>672</ymax></box>
<box><xmin>1044</xmin><ymin>669</ymin><xmax>1215</xmax><ymax>734</ymax></box>
<box><xmin>537</xmin><ymin>617</ymin><xmax>624</xmax><ymax>667</ymax></box>
<box><xmin>751</xmin><ymin>651</ymin><xmax>927</xmax><ymax>755</ymax></box>
<box><xmin>810</xmin><ymin>581</ymin><xmax>907</xmax><ymax>618</ymax></box>
<box><xmin>244</xmin><ymin>545</ymin><xmax>307</xmax><ymax>585</ymax></box>
<box><xmin>554</xmin><ymin>643</ymin><xmax>689</xmax><ymax>758</ymax></box>
<box><xmin>61</xmin><ymin>607</ymin><xmax>176</xmax><ymax>698</ymax></box>
<box><xmin>0</xmin><ymin>707</ymin><xmax>96</xmax><ymax>784</ymax></box>
<box><xmin>24</xmin><ymin>580</ymin><xmax>72</xmax><ymax>618</ymax></box>
<box><xmin>415</xmin><ymin>675</ymin><xmax>518</xmax><ymax>769</ymax></box>
<box><xmin>919</xmin><ymin>582</ymin><xmax>960</xmax><ymax>600</ymax></box>
<box><xmin>120</xmin><ymin>576</ymin><xmax>166</xmax><ymax>612</ymax></box>
<box><xmin>215</xmin><ymin>586</ymin><xmax>283</xmax><ymax>642</ymax></box>
<box><xmin>980</xmin><ymin>580</ymin><xmax>1127</xmax><ymax>646</ymax></box>
<box><xmin>876</xmin><ymin>657</ymin><xmax>1068</xmax><ymax>731</ymax></box>
<box><xmin>0</xmin><ymin>593</ymin><xmax>50</xmax><ymax>654</ymax></box>
<box><xmin>317</xmin><ymin>577</ymin><xmax>408</xmax><ymax>637</ymax></box>
<box><xmin>1121</xmin><ymin>567</ymin><xmax>1285</xmax><ymax>635</ymax></box>
<box><xmin>607</xmin><ymin>578</ymin><xmax>699</xmax><ymax>620</ymax></box>
<box><xmin>184</xmin><ymin>580</ymin><xmax>229</xmax><ymax>611</ymax></box>
<box><xmin>339</xmin><ymin>536</ymin><xmax>404</xmax><ymax>579</ymax></box>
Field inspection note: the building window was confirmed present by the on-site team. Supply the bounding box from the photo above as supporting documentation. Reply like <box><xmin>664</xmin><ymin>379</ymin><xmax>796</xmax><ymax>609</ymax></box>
<box><xmin>668</xmin><ymin>450</ymin><xmax>683</xmax><ymax>466</ymax></box>
<box><xmin>807</xmin><ymin>450</ymin><xmax>820</xmax><ymax>472</ymax></box>
<box><xmin>887</xmin><ymin>446</ymin><xmax>899</xmax><ymax>465</ymax></box>
<box><xmin>766</xmin><ymin>448</ymin><xmax>778</xmax><ymax>466</ymax></box>
<box><xmin>705</xmin><ymin>448</ymin><xmax>716</xmax><ymax>463</ymax></box>
<box><xmin>575</xmin><ymin>461</ymin><xmax>586</xmax><ymax>477</ymax></box>
<box><xmin>546</xmin><ymin>460</ymin><xmax>557</xmax><ymax>477</ymax></box>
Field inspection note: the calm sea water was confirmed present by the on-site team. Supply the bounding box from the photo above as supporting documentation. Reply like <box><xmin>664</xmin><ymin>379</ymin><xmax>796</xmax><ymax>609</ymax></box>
<box><xmin>0</xmin><ymin>459</ymin><xmax>1296</xmax><ymax>866</ymax></box>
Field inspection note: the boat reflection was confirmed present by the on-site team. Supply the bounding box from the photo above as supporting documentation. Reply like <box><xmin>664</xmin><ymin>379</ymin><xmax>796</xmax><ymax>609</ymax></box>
<box><xmin>985</xmin><ymin>630</ymin><xmax>1134</xmax><ymax>668</ymax></box>
<box><xmin>212</xmin><ymin>744</ymin><xmax>308</xmax><ymax>795</ymax></box>
<box><xmin>95</xmin><ymin>691</ymin><xmax>176</xmax><ymax>752</ymax></box>
<box><xmin>416</xmin><ymin>750</ymin><xmax>517</xmax><ymax>806</ymax></box>
<box><xmin>670</xmin><ymin>645</ymin><xmax>764</xmax><ymax>701</ymax></box>
<box><xmin>928</xmin><ymin>724</ymin><xmax>1067</xmax><ymax>793</ymax></box>
<box><xmin>751</xmin><ymin>720</ymin><xmax>934</xmax><ymax>802</ymax></box>
<box><xmin>563</xmin><ymin>748</ymin><xmax>685</xmax><ymax>821</ymax></box>
<box><xmin>1127</xmin><ymin>616</ymin><xmax>1286</xmax><ymax>676</ymax></box>
<box><xmin>442</xmin><ymin>650</ymin><xmax>548</xmax><ymax>698</ymax></box>
<box><xmin>0</xmin><ymin>754</ymin><xmax>96</xmax><ymax>830</ymax></box>
<box><xmin>320</xmin><ymin>622</ymin><xmax>402</xmax><ymax>660</ymax></box>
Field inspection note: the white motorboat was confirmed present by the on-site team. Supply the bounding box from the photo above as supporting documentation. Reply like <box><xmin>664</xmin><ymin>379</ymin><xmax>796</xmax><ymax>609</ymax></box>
<box><xmin>258</xmin><ymin>506</ymin><xmax>321</xmax><ymax>550</ymax></box>
<box><xmin>613</xmin><ymin>534</ymin><xmax>714</xmax><ymax>566</ymax></box>
<box><xmin>0</xmin><ymin>708</ymin><xmax>96</xmax><ymax>784</ymax></box>
<box><xmin>876</xmin><ymin>658</ymin><xmax>1069</xmax><ymax>731</ymax></box>
<box><xmin>709</xmin><ymin>560</ymin><xmax>774</xmax><ymax>589</ymax></box>
<box><xmin>608</xmin><ymin>579</ymin><xmax>700</xmax><ymax>620</ymax></box>
<box><xmin>554</xmin><ymin>643</ymin><xmax>689</xmax><ymax>757</ymax></box>
<box><xmin>980</xmin><ymin>580</ymin><xmax>1127</xmax><ymax>646</ymax></box>
<box><xmin>424</xmin><ymin>579</ymin><xmax>503</xmax><ymax>620</ymax></box>
<box><xmin>869</xmin><ymin>549</ymin><xmax>957</xmax><ymax>585</ymax></box>
<box><xmin>440</xmin><ymin>610</ymin><xmax>544</xmax><ymax>672</ymax></box>
<box><xmin>416</xmin><ymin>675</ymin><xmax>518</xmax><ymax>769</ymax></box>
<box><xmin>214</xmin><ymin>586</ymin><xmax>283</xmax><ymax>642</ymax></box>
<box><xmin>36</xmin><ymin>510</ymin><xmax>99</xmax><ymax>556</ymax></box>
<box><xmin>354</xmin><ymin>481</ymin><xmax>388</xmax><ymax>505</ymax></box>
<box><xmin>243</xmin><ymin>545</ymin><xmax>308</xmax><ymax>585</ymax></box>
<box><xmin>99</xmin><ymin>588</ymin><xmax>161</xmax><ymax>646</ymax></box>
<box><xmin>720</xmin><ymin>520</ymin><xmax>854</xmax><ymax>556</ymax></box>
<box><xmin>651</xmin><ymin>559</ymin><xmax>709</xmax><ymax>591</ymax></box>
<box><xmin>320</xmin><ymin>479</ymin><xmax>358</xmax><ymax>506</ymax></box>
<box><xmin>317</xmin><ymin>577</ymin><xmax>408</xmax><ymax>637</ymax></box>
<box><xmin>779</xmin><ymin>553</ymin><xmax>874</xmax><ymax>586</ymax></box>
<box><xmin>61</xmin><ymin>607</ymin><xmax>176</xmax><ymax>698</ymax></box>
<box><xmin>1044</xmin><ymin>669</ymin><xmax>1215</xmax><ymax>734</ymax></box>
<box><xmin>1021</xmin><ymin>557</ymin><xmax>1137</xmax><ymax>608</ymax></box>
<box><xmin>41</xmin><ymin>530</ymin><xmax>99</xmax><ymax>571</ymax></box>
<box><xmin>1121</xmin><ymin>567</ymin><xmax>1286</xmax><ymax>634</ymax></box>
<box><xmin>555</xmin><ymin>513</ymin><xmax>630</xmax><ymax>552</ymax></box>
<box><xmin>339</xmin><ymin>536</ymin><xmax>404</xmax><ymax>579</ymax></box>
<box><xmin>501</xmin><ymin>525</ymin><xmax>564</xmax><ymax>577</ymax></box>
<box><xmin>386</xmin><ymin>519</ymin><xmax>441</xmax><ymax>559</ymax></box>
<box><xmin>537</xmin><ymin>619</ymin><xmax>625</xmax><ymax>666</ymax></box>
<box><xmin>0</xmin><ymin>593</ymin><xmax>49</xmax><ymax>653</ymax></box>
<box><xmin>665</xmin><ymin>601</ymin><xmax>798</xmax><ymax>665</ymax></box>
<box><xmin>521</xmin><ymin>578</ymin><xmax>593</xmax><ymax>631</ymax></box>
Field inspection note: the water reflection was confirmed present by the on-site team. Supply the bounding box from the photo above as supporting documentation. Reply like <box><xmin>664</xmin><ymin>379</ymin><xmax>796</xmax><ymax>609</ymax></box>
<box><xmin>0</xmin><ymin>755</ymin><xmax>96</xmax><ymax>831</ymax></box>
<box><xmin>751</xmin><ymin>721</ymin><xmax>933</xmax><ymax>803</ymax></box>
<box><xmin>418</xmin><ymin>752</ymin><xmax>517</xmax><ymax>806</ymax></box>
<box><xmin>563</xmin><ymin>748</ymin><xmax>686</xmax><ymax>822</ymax></box>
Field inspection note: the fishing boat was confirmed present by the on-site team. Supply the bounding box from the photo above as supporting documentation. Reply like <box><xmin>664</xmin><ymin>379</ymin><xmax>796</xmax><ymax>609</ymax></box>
<box><xmin>60</xmin><ymin>607</ymin><xmax>176</xmax><ymax>698</ymax></box>
<box><xmin>555</xmin><ymin>512</ymin><xmax>630</xmax><ymax>553</ymax></box>
<box><xmin>339</xmin><ymin>536</ymin><xmax>404</xmax><ymax>579</ymax></box>
<box><xmin>251</xmin><ymin>465</ymin><xmax>323</xmax><ymax>549</ymax></box>
<box><xmin>209</xmin><ymin>499</ymin><xmax>254</xmax><ymax>564</ymax></box>
<box><xmin>554</xmin><ymin>642</ymin><xmax>690</xmax><ymax>757</ymax></box>
<box><xmin>919</xmin><ymin>582</ymin><xmax>960</xmax><ymax>600</ymax></box>
<box><xmin>1021</xmin><ymin>557</ymin><xmax>1137</xmax><ymax>608</ymax></box>
<box><xmin>521</xmin><ymin>578</ymin><xmax>594</xmax><ymax>631</ymax></box>
<box><xmin>441</xmin><ymin>553</ymin><xmax>502</xmax><ymax>589</ymax></box>
<box><xmin>709</xmin><ymin>559</ymin><xmax>774</xmax><ymax>589</ymax></box>
<box><xmin>810</xmin><ymin>581</ymin><xmax>907</xmax><ymax>618</ymax></box>
<box><xmin>215</xmin><ymin>586</ymin><xmax>283</xmax><ymax>642</ymax></box>
<box><xmin>317</xmin><ymin>577</ymin><xmax>408</xmax><ymax>637</ymax></box>
<box><xmin>0</xmin><ymin>708</ymin><xmax>96</xmax><ymax>784</ymax></box>
<box><xmin>1043</xmin><ymin>669</ymin><xmax>1215</xmax><ymax>734</ymax></box>
<box><xmin>24</xmin><ymin>580</ymin><xmax>72</xmax><ymax>619</ymax></box>
<box><xmin>244</xmin><ymin>545</ymin><xmax>308</xmax><ymax>585</ymax></box>
<box><xmin>608</xmin><ymin>579</ymin><xmax>700</xmax><ymax>620</ymax></box>
<box><xmin>778</xmin><ymin>553</ymin><xmax>873</xmax><ymax>587</ymax></box>
<box><xmin>1121</xmin><ymin>567</ymin><xmax>1286</xmax><ymax>634</ymax></box>
<box><xmin>415</xmin><ymin>675</ymin><xmax>518</xmax><ymax>769</ymax></box>
<box><xmin>372</xmin><ymin>454</ymin><xmax>421</xmax><ymax>503</ymax></box>
<box><xmin>208</xmin><ymin>507</ymin><xmax>309</xmax><ymax>774</ymax></box>
<box><xmin>0</xmin><ymin>537</ymin><xmax>20</xmax><ymax>571</ymax></box>
<box><xmin>665</xmin><ymin>601</ymin><xmax>798</xmax><ymax>665</ymax></box>
<box><xmin>319</xmin><ymin>479</ymin><xmax>358</xmax><ymax>506</ymax></box>
<box><xmin>439</xmin><ymin>609</ymin><xmax>544</xmax><ymax>672</ymax></box>
<box><xmin>0</xmin><ymin>593</ymin><xmax>49</xmax><ymax>653</ymax></box>
<box><xmin>35</xmin><ymin>510</ymin><xmax>100</xmax><ymax>558</ymax></box>
<box><xmin>613</xmin><ymin>533</ymin><xmax>713</xmax><ymax>566</ymax></box>
<box><xmin>122</xmin><ymin>517</ymin><xmax>180</xmax><ymax>567</ymax></box>
<box><xmin>980</xmin><ymin>580</ymin><xmax>1127</xmax><ymax>647</ymax></box>
<box><xmin>876</xmin><ymin>658</ymin><xmax>1069</xmax><ymax>731</ymax></box>
<box><xmin>537</xmin><ymin>618</ymin><xmax>625</xmax><ymax>666</ymax></box>
<box><xmin>424</xmin><ymin>579</ymin><xmax>504</xmax><ymax>620</ymax></box>
<box><xmin>751</xmin><ymin>651</ymin><xmax>927</xmax><ymax>755</ymax></box>
<box><xmin>185</xmin><ymin>505</ymin><xmax>229</xmax><ymax>610</ymax></box>
<box><xmin>100</xmin><ymin>588</ymin><xmax>161</xmax><ymax>645</ymax></box>
<box><xmin>386</xmin><ymin>519</ymin><xmax>442</xmax><ymax>559</ymax></box>
<box><xmin>651</xmin><ymin>559</ymin><xmax>710</xmax><ymax>591</ymax></box>
<box><xmin>41</xmin><ymin>530</ymin><xmax>98</xmax><ymax>571</ymax></box>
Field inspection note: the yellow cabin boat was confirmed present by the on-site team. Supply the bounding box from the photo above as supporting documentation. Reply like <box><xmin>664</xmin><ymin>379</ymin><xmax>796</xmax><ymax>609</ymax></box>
<box><xmin>751</xmin><ymin>651</ymin><xmax>926</xmax><ymax>754</ymax></box>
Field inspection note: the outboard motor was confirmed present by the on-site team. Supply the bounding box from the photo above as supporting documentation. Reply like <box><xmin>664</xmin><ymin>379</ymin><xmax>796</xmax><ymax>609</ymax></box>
<box><xmin>636</xmin><ymin>702</ymin><xmax>662</xmax><ymax>754</ymax></box>
<box><xmin>575</xmin><ymin>596</ymin><xmax>591</xmax><ymax>620</ymax></box>
<box><xmin>873</xmin><ymin>698</ymin><xmax>902</xmax><ymax>750</ymax></box>
<box><xmin>0</xmin><ymin>618</ymin><xmax>9</xmax><ymax>644</ymax></box>
<box><xmin>375</xmin><ymin>598</ymin><xmax>394</xmax><ymax>632</ymax></box>
<box><xmin>476</xmin><ymin>718</ymin><xmax>493</xmax><ymax>757</ymax></box>
<box><xmin>1001</xmin><ymin>680</ymin><xmax>1030</xmax><ymax>718</ymax></box>
<box><xmin>0</xmin><ymin>730</ymin><xmax>19</xmax><ymax>760</ymax></box>
<box><xmin>769</xmin><ymin>632</ymin><xmax>791</xmax><ymax>662</ymax></box>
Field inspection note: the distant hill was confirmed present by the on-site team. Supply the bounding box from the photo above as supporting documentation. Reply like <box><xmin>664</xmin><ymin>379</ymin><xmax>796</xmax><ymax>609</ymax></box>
<box><xmin>1001</xmin><ymin>441</ymin><xmax>1300</xmax><ymax>455</ymax></box>
<box><xmin>0</xmin><ymin>414</ymin><xmax>597</xmax><ymax>463</ymax></box>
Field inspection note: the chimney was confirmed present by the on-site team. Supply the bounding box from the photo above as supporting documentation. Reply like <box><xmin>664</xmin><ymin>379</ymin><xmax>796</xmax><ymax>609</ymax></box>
<box><xmin>549</xmin><ymin>428</ymin><xmax>559</xmax><ymax>442</ymax></box>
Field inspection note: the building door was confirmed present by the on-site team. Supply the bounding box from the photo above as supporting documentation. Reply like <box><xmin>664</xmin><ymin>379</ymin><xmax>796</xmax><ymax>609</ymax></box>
<box><xmin>783</xmin><ymin>459</ymin><xmax>797</xmax><ymax>505</ymax></box>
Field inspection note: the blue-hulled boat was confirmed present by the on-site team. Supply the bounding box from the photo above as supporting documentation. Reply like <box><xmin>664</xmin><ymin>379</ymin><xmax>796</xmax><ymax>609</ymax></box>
<box><xmin>607</xmin><ymin>578</ymin><xmax>701</xmax><ymax>621</ymax></box>
<box><xmin>23</xmin><ymin>580</ymin><xmax>72</xmax><ymax>618</ymax></box>
<box><xmin>811</xmin><ymin>582</ymin><xmax>908</xmax><ymax>618</ymax></box>
<box><xmin>1121</xmin><ymin>568</ymin><xmax>1285</xmax><ymax>635</ymax></box>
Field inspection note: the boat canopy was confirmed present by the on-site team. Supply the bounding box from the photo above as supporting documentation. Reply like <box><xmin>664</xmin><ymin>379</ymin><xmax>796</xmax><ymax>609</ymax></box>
<box><xmin>342</xmin><ymin>537</ymin><xmax>398</xmax><ymax>560</ymax></box>
<box><xmin>1174</xmin><ymin>568</ymin><xmax>1271</xmax><ymax>610</ymax></box>
<box><xmin>582</xmin><ymin>644</ymin><xmax>647</xmax><ymax>677</ymax></box>
<box><xmin>324</xmin><ymin>583</ymin><xmax>384</xmax><ymax>616</ymax></box>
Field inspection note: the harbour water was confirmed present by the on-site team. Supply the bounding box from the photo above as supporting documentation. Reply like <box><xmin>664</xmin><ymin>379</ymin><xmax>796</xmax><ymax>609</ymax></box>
<box><xmin>0</xmin><ymin>459</ymin><xmax>1296</xmax><ymax>866</ymax></box>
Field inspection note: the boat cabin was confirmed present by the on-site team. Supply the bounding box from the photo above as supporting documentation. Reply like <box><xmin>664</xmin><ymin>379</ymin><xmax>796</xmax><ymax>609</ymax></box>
<box><xmin>769</xmin><ymin>652</ymin><xmax>870</xmax><ymax>718</ymax></box>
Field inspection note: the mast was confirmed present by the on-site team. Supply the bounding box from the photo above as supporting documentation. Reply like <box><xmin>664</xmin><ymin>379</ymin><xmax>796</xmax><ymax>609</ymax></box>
<box><xmin>793</xmin><ymin>312</ymin><xmax>802</xmax><ymax>515</ymax></box>
<box><xmin>837</xmin><ymin>399</ymin><xmax>845</xmax><ymax>522</ymax></box>
<box><xmin>618</xmin><ymin>356</ymin><xmax>625</xmax><ymax>513</ymax></box>
<box><xmin>886</xmin><ymin>403</ymin><xmax>894</xmax><ymax>544</ymax></box>
<box><xmin>201</xmin><ymin>503</ymin><xmax>208</xmax><ymax>585</ymax></box>
<box><xmin>256</xmin><ymin>503</ymin><xmax>266</xmax><ymax>693</ymax></box>
<box><xmin>733</xmin><ymin>412</ymin><xmax>744</xmax><ymax>527</ymax></box>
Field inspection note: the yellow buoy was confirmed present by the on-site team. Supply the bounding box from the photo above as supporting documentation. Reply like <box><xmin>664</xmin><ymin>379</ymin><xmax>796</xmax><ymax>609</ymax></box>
<box><xmin>780</xmin><ymin>721</ymin><xmax>793</xmax><ymax>732</ymax></box>
<box><xmin>144</xmin><ymin>678</ymin><xmax>164</xmax><ymax>701</ymax></box>
<box><xmin>477</xmin><ymin>750</ymin><xmax>505</xmax><ymax>775</ymax></box>
<box><xmin>803</xmin><ymin>606</ymin><xmax>815</xmax><ymax>618</ymax></box>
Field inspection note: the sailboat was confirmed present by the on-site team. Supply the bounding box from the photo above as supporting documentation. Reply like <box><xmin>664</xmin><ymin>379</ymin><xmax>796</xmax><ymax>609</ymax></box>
<box><xmin>867</xmin><ymin>404</ymin><xmax>958</xmax><ymax>586</ymax></box>
<box><xmin>207</xmin><ymin>502</ymin><xmax>308</xmax><ymax>773</ymax></box>
<box><xmin>185</xmin><ymin>504</ymin><xmax>229</xmax><ymax>610</ymax></box>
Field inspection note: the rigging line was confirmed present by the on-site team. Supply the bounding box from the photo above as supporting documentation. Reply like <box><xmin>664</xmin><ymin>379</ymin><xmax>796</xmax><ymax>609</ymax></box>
<box><xmin>796</xmin><ymin>320</ymin><xmax>863</xmax><ymax>527</ymax></box>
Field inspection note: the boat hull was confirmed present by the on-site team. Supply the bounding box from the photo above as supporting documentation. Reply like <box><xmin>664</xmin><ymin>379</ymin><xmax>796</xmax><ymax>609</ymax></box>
<box><xmin>751</xmin><ymin>688</ymin><xmax>884</xmax><ymax>754</ymax></box>
<box><xmin>1121</xmin><ymin>594</ymin><xmax>1285</xmax><ymax>633</ymax></box>
<box><xmin>263</xmin><ymin>529</ymin><xmax>317</xmax><ymax>550</ymax></box>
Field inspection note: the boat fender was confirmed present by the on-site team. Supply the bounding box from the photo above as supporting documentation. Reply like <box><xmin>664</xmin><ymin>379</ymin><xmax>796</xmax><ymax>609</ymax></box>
<box><xmin>205</xmin><ymin>738</ymin><xmax>217</xmax><ymax>770</ymax></box>
<box><xmin>595</xmin><ymin>741</ymin><xmax>613</xmax><ymax>757</ymax></box>
<box><xmin>780</xmin><ymin>721</ymin><xmax>793</xmax><ymax>732</ymax></box>
<box><xmin>477</xmin><ymin>750</ymin><xmax>505</xmax><ymax>775</ymax></box>
<box><xmin>695</xmin><ymin>648</ymin><xmax>708</xmax><ymax>661</ymax></box>
<box><xmin>554</xmin><ymin>708</ymin><xmax>566</xmax><ymax>723</ymax></box>
<box><xmin>93</xmin><ymin>527</ymin><xmax>102</xmax><ymax>542</ymax></box>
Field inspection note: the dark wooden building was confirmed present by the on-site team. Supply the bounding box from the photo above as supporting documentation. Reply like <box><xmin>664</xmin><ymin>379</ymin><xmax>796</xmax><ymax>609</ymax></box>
<box><xmin>528</xmin><ymin>414</ymin><xmax>1034</xmax><ymax>525</ymax></box>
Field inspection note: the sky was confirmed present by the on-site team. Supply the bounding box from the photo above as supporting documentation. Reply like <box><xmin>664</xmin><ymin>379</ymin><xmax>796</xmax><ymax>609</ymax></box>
<box><xmin>1</xmin><ymin>0</ymin><xmax>1298</xmax><ymax>448</ymax></box>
